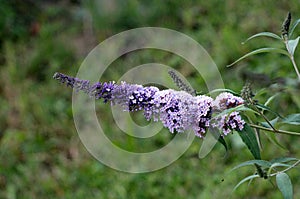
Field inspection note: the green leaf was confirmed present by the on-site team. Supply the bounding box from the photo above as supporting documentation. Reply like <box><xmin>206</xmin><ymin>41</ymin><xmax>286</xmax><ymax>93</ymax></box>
<box><xmin>270</xmin><ymin>162</ymin><xmax>293</xmax><ymax>168</ymax></box>
<box><xmin>281</xmin><ymin>114</ymin><xmax>300</xmax><ymax>125</ymax></box>
<box><xmin>276</xmin><ymin>173</ymin><xmax>293</xmax><ymax>199</ymax></box>
<box><xmin>242</xmin><ymin>32</ymin><xmax>282</xmax><ymax>44</ymax></box>
<box><xmin>267</xmin><ymin>162</ymin><xmax>293</xmax><ymax>177</ymax></box>
<box><xmin>287</xmin><ymin>37</ymin><xmax>300</xmax><ymax>56</ymax></box>
<box><xmin>237</xmin><ymin>124</ymin><xmax>261</xmax><ymax>159</ymax></box>
<box><xmin>217</xmin><ymin>136</ymin><xmax>227</xmax><ymax>151</ymax></box>
<box><xmin>289</xmin><ymin>19</ymin><xmax>300</xmax><ymax>39</ymax></box>
<box><xmin>213</xmin><ymin>105</ymin><xmax>258</xmax><ymax>120</ymax></box>
<box><xmin>227</xmin><ymin>48</ymin><xmax>289</xmax><ymax>67</ymax></box>
<box><xmin>264</xmin><ymin>93</ymin><xmax>279</xmax><ymax>107</ymax></box>
<box><xmin>231</xmin><ymin>160</ymin><xmax>272</xmax><ymax>171</ymax></box>
<box><xmin>270</xmin><ymin>157</ymin><xmax>299</xmax><ymax>164</ymax></box>
<box><xmin>233</xmin><ymin>174</ymin><xmax>260</xmax><ymax>192</ymax></box>
<box><xmin>261</xmin><ymin>117</ymin><xmax>279</xmax><ymax>128</ymax></box>
<box><xmin>256</xmin><ymin>104</ymin><xmax>283</xmax><ymax>118</ymax></box>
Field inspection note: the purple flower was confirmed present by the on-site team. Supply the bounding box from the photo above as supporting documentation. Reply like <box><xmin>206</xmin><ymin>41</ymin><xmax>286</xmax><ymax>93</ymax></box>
<box><xmin>54</xmin><ymin>73</ymin><xmax>246</xmax><ymax>138</ymax></box>
<box><xmin>53</xmin><ymin>72</ymin><xmax>116</xmax><ymax>102</ymax></box>
<box><xmin>213</xmin><ymin>92</ymin><xmax>244</xmax><ymax>111</ymax></box>
<box><xmin>110</xmin><ymin>81</ymin><xmax>159</xmax><ymax>112</ymax></box>
<box><xmin>147</xmin><ymin>90</ymin><xmax>212</xmax><ymax>137</ymax></box>
<box><xmin>192</xmin><ymin>95</ymin><xmax>213</xmax><ymax>137</ymax></box>
<box><xmin>213</xmin><ymin>111</ymin><xmax>245</xmax><ymax>136</ymax></box>
<box><xmin>211</xmin><ymin>92</ymin><xmax>245</xmax><ymax>135</ymax></box>
<box><xmin>53</xmin><ymin>72</ymin><xmax>91</xmax><ymax>92</ymax></box>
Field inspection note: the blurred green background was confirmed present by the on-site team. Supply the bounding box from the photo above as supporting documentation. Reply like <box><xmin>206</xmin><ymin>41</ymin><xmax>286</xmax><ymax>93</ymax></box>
<box><xmin>0</xmin><ymin>0</ymin><xmax>300</xmax><ymax>198</ymax></box>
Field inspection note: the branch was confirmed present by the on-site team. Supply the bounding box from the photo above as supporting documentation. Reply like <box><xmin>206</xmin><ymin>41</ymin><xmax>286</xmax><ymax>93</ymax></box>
<box><xmin>249</xmin><ymin>123</ymin><xmax>300</xmax><ymax>136</ymax></box>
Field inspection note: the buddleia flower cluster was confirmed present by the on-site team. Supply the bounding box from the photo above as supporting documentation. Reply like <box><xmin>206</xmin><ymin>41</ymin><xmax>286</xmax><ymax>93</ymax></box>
<box><xmin>53</xmin><ymin>72</ymin><xmax>245</xmax><ymax>138</ymax></box>
<box><xmin>212</xmin><ymin>92</ymin><xmax>245</xmax><ymax>136</ymax></box>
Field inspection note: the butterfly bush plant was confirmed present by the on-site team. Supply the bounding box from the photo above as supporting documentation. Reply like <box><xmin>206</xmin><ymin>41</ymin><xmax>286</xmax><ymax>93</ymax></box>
<box><xmin>53</xmin><ymin>12</ymin><xmax>300</xmax><ymax>198</ymax></box>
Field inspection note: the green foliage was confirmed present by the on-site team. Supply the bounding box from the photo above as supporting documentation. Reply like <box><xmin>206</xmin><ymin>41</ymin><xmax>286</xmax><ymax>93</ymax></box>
<box><xmin>287</xmin><ymin>37</ymin><xmax>300</xmax><ymax>55</ymax></box>
<box><xmin>276</xmin><ymin>173</ymin><xmax>293</xmax><ymax>199</ymax></box>
<box><xmin>281</xmin><ymin>113</ymin><xmax>300</xmax><ymax>125</ymax></box>
<box><xmin>227</xmin><ymin>48</ymin><xmax>290</xmax><ymax>67</ymax></box>
<box><xmin>228</xmin><ymin>12</ymin><xmax>300</xmax><ymax>80</ymax></box>
<box><xmin>242</xmin><ymin>32</ymin><xmax>282</xmax><ymax>43</ymax></box>
<box><xmin>231</xmin><ymin>157</ymin><xmax>299</xmax><ymax>194</ymax></box>
<box><xmin>0</xmin><ymin>1</ymin><xmax>300</xmax><ymax>199</ymax></box>
<box><xmin>237</xmin><ymin>124</ymin><xmax>261</xmax><ymax>160</ymax></box>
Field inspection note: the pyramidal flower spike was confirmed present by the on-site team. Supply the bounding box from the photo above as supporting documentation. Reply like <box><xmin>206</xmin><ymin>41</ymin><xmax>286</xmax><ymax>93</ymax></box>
<box><xmin>53</xmin><ymin>72</ymin><xmax>245</xmax><ymax>138</ymax></box>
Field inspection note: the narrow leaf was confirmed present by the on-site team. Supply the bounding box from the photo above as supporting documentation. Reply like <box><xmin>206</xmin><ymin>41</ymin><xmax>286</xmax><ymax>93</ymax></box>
<box><xmin>287</xmin><ymin>37</ymin><xmax>300</xmax><ymax>56</ymax></box>
<box><xmin>261</xmin><ymin>117</ymin><xmax>279</xmax><ymax>128</ymax></box>
<box><xmin>268</xmin><ymin>162</ymin><xmax>293</xmax><ymax>177</ymax></box>
<box><xmin>281</xmin><ymin>113</ymin><xmax>300</xmax><ymax>125</ymax></box>
<box><xmin>270</xmin><ymin>157</ymin><xmax>299</xmax><ymax>164</ymax></box>
<box><xmin>233</xmin><ymin>174</ymin><xmax>260</xmax><ymax>192</ymax></box>
<box><xmin>276</xmin><ymin>173</ymin><xmax>293</xmax><ymax>199</ymax></box>
<box><xmin>242</xmin><ymin>32</ymin><xmax>282</xmax><ymax>44</ymax></box>
<box><xmin>218</xmin><ymin>136</ymin><xmax>227</xmax><ymax>151</ymax></box>
<box><xmin>289</xmin><ymin>19</ymin><xmax>300</xmax><ymax>39</ymax></box>
<box><xmin>271</xmin><ymin>162</ymin><xmax>293</xmax><ymax>168</ymax></box>
<box><xmin>231</xmin><ymin>160</ymin><xmax>272</xmax><ymax>171</ymax></box>
<box><xmin>213</xmin><ymin>105</ymin><xmax>257</xmax><ymax>119</ymax></box>
<box><xmin>227</xmin><ymin>48</ymin><xmax>289</xmax><ymax>67</ymax></box>
<box><xmin>264</xmin><ymin>93</ymin><xmax>279</xmax><ymax>107</ymax></box>
<box><xmin>237</xmin><ymin>124</ymin><xmax>261</xmax><ymax>159</ymax></box>
<box><xmin>256</xmin><ymin>103</ymin><xmax>284</xmax><ymax>118</ymax></box>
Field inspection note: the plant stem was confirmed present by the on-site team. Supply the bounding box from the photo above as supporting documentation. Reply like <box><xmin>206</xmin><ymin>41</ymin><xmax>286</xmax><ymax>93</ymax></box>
<box><xmin>290</xmin><ymin>55</ymin><xmax>300</xmax><ymax>81</ymax></box>
<box><xmin>251</xmin><ymin>103</ymin><xmax>278</xmax><ymax>133</ymax></box>
<box><xmin>270</xmin><ymin>159</ymin><xmax>300</xmax><ymax>177</ymax></box>
<box><xmin>284</xmin><ymin>39</ymin><xmax>300</xmax><ymax>80</ymax></box>
<box><xmin>249</xmin><ymin>123</ymin><xmax>300</xmax><ymax>136</ymax></box>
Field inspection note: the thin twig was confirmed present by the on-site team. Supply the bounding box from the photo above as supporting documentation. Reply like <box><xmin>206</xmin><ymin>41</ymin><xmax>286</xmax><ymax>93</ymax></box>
<box><xmin>249</xmin><ymin>123</ymin><xmax>300</xmax><ymax>136</ymax></box>
<box><xmin>270</xmin><ymin>159</ymin><xmax>300</xmax><ymax>177</ymax></box>
<box><xmin>290</xmin><ymin>55</ymin><xmax>300</xmax><ymax>81</ymax></box>
<box><xmin>251</xmin><ymin>100</ymin><xmax>278</xmax><ymax>133</ymax></box>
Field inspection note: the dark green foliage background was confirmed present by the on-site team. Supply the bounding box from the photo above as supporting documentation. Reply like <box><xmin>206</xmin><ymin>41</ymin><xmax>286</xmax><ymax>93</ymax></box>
<box><xmin>0</xmin><ymin>0</ymin><xmax>299</xmax><ymax>198</ymax></box>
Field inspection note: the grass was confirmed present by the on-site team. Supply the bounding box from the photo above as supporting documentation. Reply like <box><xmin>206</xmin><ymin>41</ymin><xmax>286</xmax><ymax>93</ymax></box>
<box><xmin>0</xmin><ymin>1</ymin><xmax>299</xmax><ymax>198</ymax></box>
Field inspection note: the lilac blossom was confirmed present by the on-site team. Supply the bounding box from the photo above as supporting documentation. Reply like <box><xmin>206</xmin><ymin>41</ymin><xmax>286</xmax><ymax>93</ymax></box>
<box><xmin>212</xmin><ymin>92</ymin><xmax>245</xmax><ymax>135</ymax></box>
<box><xmin>213</xmin><ymin>92</ymin><xmax>244</xmax><ymax>111</ymax></box>
<box><xmin>147</xmin><ymin>90</ymin><xmax>213</xmax><ymax>137</ymax></box>
<box><xmin>110</xmin><ymin>81</ymin><xmax>159</xmax><ymax>112</ymax></box>
<box><xmin>53</xmin><ymin>72</ymin><xmax>246</xmax><ymax>138</ymax></box>
<box><xmin>213</xmin><ymin>111</ymin><xmax>245</xmax><ymax>136</ymax></box>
